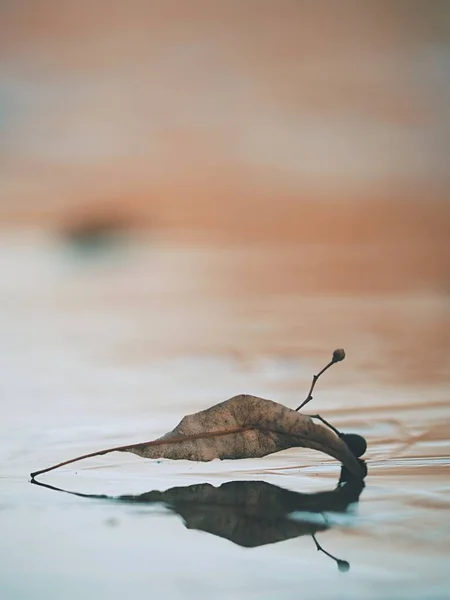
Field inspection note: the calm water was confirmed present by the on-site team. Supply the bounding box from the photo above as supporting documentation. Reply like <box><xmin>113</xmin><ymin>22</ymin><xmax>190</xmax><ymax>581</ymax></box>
<box><xmin>1</xmin><ymin>232</ymin><xmax>449</xmax><ymax>599</ymax></box>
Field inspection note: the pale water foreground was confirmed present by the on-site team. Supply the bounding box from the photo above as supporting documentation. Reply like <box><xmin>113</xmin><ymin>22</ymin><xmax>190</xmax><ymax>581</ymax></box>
<box><xmin>1</xmin><ymin>232</ymin><xmax>449</xmax><ymax>600</ymax></box>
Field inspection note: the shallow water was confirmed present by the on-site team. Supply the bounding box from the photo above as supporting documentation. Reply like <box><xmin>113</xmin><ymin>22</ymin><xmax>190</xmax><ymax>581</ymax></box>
<box><xmin>1</xmin><ymin>232</ymin><xmax>450</xmax><ymax>599</ymax></box>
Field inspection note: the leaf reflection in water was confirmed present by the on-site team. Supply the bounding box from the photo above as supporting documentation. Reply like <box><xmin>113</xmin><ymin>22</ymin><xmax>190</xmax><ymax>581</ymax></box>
<box><xmin>31</xmin><ymin>464</ymin><xmax>365</xmax><ymax>570</ymax></box>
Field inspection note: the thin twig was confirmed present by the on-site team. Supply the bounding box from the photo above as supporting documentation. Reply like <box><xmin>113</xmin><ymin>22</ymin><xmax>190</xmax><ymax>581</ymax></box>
<box><xmin>296</xmin><ymin>349</ymin><xmax>345</xmax><ymax>411</ymax></box>
<box><xmin>305</xmin><ymin>414</ymin><xmax>342</xmax><ymax>438</ymax></box>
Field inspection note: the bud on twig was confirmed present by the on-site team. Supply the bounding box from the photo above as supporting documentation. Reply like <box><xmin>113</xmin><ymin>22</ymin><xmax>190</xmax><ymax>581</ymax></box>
<box><xmin>332</xmin><ymin>348</ymin><xmax>346</xmax><ymax>362</ymax></box>
<box><xmin>296</xmin><ymin>348</ymin><xmax>346</xmax><ymax>411</ymax></box>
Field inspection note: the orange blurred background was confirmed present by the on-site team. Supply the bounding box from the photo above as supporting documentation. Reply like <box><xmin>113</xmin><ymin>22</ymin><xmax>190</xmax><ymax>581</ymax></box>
<box><xmin>2</xmin><ymin>2</ymin><xmax>448</xmax><ymax>232</ymax></box>
<box><xmin>1</xmin><ymin>0</ymin><xmax>449</xmax><ymax>379</ymax></box>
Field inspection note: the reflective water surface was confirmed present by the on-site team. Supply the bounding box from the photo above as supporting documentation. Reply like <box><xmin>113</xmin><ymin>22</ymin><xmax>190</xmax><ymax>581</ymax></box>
<box><xmin>31</xmin><ymin>471</ymin><xmax>365</xmax><ymax>553</ymax></box>
<box><xmin>1</xmin><ymin>233</ymin><xmax>449</xmax><ymax>599</ymax></box>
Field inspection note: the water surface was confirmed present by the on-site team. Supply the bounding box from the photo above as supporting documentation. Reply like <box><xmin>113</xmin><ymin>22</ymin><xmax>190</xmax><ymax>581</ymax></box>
<box><xmin>1</xmin><ymin>233</ymin><xmax>449</xmax><ymax>599</ymax></box>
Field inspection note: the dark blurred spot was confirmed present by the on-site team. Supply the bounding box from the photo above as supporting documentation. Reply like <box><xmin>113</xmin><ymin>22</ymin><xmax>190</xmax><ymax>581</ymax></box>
<box><xmin>60</xmin><ymin>209</ymin><xmax>135</xmax><ymax>257</ymax></box>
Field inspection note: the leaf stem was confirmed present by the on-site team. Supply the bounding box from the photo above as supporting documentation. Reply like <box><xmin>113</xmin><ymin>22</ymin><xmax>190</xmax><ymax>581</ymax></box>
<box><xmin>30</xmin><ymin>426</ymin><xmax>249</xmax><ymax>479</ymax></box>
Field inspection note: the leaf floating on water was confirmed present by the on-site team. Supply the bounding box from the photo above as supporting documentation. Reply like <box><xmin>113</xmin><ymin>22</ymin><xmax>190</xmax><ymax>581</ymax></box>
<box><xmin>30</xmin><ymin>395</ymin><xmax>364</xmax><ymax>479</ymax></box>
<box><xmin>127</xmin><ymin>395</ymin><xmax>363</xmax><ymax>473</ymax></box>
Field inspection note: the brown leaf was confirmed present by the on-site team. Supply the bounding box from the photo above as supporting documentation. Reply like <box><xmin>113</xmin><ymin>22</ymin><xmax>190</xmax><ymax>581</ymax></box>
<box><xmin>128</xmin><ymin>395</ymin><xmax>363</xmax><ymax>474</ymax></box>
<box><xmin>30</xmin><ymin>394</ymin><xmax>365</xmax><ymax>479</ymax></box>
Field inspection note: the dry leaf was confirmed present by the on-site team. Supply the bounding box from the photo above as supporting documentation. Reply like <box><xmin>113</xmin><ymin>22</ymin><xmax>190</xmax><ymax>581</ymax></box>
<box><xmin>128</xmin><ymin>395</ymin><xmax>363</xmax><ymax>474</ymax></box>
<box><xmin>31</xmin><ymin>394</ymin><xmax>365</xmax><ymax>479</ymax></box>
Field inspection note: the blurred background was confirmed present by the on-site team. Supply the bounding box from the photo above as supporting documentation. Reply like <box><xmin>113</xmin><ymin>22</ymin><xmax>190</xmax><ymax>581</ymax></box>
<box><xmin>1</xmin><ymin>3</ymin><xmax>450</xmax><ymax>599</ymax></box>
<box><xmin>1</xmin><ymin>0</ymin><xmax>449</xmax><ymax>384</ymax></box>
